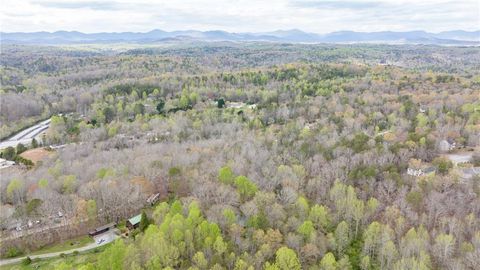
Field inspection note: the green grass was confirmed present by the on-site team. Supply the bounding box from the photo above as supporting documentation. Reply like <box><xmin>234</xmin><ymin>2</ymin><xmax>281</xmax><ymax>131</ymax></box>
<box><xmin>12</xmin><ymin>235</ymin><xmax>94</xmax><ymax>258</ymax></box>
<box><xmin>0</xmin><ymin>245</ymin><xmax>108</xmax><ymax>270</ymax></box>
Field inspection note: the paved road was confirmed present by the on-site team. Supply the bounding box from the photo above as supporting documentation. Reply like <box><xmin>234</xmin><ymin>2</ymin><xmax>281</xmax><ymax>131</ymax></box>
<box><xmin>0</xmin><ymin>119</ymin><xmax>51</xmax><ymax>150</ymax></box>
<box><xmin>0</xmin><ymin>230</ymin><xmax>118</xmax><ymax>266</ymax></box>
<box><xmin>445</xmin><ymin>153</ymin><xmax>472</xmax><ymax>165</ymax></box>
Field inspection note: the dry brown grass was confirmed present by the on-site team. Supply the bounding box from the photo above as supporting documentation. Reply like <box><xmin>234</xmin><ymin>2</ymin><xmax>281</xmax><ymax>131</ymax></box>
<box><xmin>20</xmin><ymin>148</ymin><xmax>52</xmax><ymax>164</ymax></box>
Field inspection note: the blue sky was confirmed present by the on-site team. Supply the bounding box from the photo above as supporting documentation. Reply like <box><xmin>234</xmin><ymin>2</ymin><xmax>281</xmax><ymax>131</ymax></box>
<box><xmin>1</xmin><ymin>0</ymin><xmax>478</xmax><ymax>33</ymax></box>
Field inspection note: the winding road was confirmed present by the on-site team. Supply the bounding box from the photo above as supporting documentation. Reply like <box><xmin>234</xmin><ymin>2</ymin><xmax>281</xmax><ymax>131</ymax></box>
<box><xmin>0</xmin><ymin>119</ymin><xmax>51</xmax><ymax>150</ymax></box>
<box><xmin>0</xmin><ymin>230</ymin><xmax>118</xmax><ymax>266</ymax></box>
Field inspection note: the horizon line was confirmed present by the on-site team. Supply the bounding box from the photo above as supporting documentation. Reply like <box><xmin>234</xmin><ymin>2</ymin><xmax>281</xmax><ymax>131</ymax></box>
<box><xmin>2</xmin><ymin>28</ymin><xmax>480</xmax><ymax>35</ymax></box>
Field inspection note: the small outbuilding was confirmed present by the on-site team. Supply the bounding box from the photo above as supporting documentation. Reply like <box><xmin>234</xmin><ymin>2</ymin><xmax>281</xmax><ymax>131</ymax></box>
<box><xmin>127</xmin><ymin>214</ymin><xmax>142</xmax><ymax>230</ymax></box>
<box><xmin>88</xmin><ymin>222</ymin><xmax>116</xmax><ymax>237</ymax></box>
<box><xmin>147</xmin><ymin>193</ymin><xmax>160</xmax><ymax>205</ymax></box>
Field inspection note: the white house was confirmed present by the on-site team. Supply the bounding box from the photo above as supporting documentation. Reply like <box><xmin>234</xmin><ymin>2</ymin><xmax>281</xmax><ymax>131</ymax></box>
<box><xmin>407</xmin><ymin>166</ymin><xmax>436</xmax><ymax>177</ymax></box>
<box><xmin>0</xmin><ymin>158</ymin><xmax>15</xmax><ymax>170</ymax></box>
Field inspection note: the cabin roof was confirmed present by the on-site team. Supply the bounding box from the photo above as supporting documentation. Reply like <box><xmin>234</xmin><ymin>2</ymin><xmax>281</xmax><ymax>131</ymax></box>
<box><xmin>128</xmin><ymin>214</ymin><xmax>142</xmax><ymax>226</ymax></box>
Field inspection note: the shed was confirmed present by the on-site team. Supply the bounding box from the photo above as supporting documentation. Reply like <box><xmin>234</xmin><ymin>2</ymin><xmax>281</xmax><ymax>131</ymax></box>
<box><xmin>147</xmin><ymin>193</ymin><xmax>160</xmax><ymax>205</ymax></box>
<box><xmin>127</xmin><ymin>214</ymin><xmax>142</xmax><ymax>230</ymax></box>
<box><xmin>88</xmin><ymin>222</ymin><xmax>116</xmax><ymax>237</ymax></box>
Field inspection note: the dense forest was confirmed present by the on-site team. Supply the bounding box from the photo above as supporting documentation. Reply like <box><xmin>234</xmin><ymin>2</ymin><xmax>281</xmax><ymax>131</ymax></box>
<box><xmin>0</xmin><ymin>42</ymin><xmax>479</xmax><ymax>269</ymax></box>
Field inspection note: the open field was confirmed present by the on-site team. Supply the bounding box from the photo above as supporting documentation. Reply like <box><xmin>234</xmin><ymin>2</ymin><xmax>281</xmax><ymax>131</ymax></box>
<box><xmin>0</xmin><ymin>244</ymin><xmax>109</xmax><ymax>270</ymax></box>
<box><xmin>19</xmin><ymin>148</ymin><xmax>53</xmax><ymax>165</ymax></box>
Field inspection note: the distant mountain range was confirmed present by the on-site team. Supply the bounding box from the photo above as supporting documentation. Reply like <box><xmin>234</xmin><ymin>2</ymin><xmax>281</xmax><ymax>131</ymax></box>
<box><xmin>1</xmin><ymin>29</ymin><xmax>479</xmax><ymax>45</ymax></box>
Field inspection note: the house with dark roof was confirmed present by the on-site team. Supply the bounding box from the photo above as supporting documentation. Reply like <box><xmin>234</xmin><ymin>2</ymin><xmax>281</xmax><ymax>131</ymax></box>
<box><xmin>88</xmin><ymin>222</ymin><xmax>116</xmax><ymax>237</ymax></box>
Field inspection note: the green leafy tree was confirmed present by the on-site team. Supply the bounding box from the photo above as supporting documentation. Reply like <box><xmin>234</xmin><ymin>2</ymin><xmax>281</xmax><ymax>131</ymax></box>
<box><xmin>217</xmin><ymin>98</ymin><xmax>226</xmax><ymax>108</ymax></box>
<box><xmin>156</xmin><ymin>99</ymin><xmax>166</xmax><ymax>114</ymax></box>
<box><xmin>78</xmin><ymin>263</ymin><xmax>95</xmax><ymax>270</ymax></box>
<box><xmin>6</xmin><ymin>179</ymin><xmax>23</xmax><ymax>202</ymax></box>
<box><xmin>31</xmin><ymin>138</ymin><xmax>38</xmax><ymax>148</ymax></box>
<box><xmin>102</xmin><ymin>107</ymin><xmax>115</xmax><ymax>123</ymax></box>
<box><xmin>22</xmin><ymin>257</ymin><xmax>32</xmax><ymax>265</ymax></box>
<box><xmin>193</xmin><ymin>251</ymin><xmax>208</xmax><ymax>269</ymax></box>
<box><xmin>434</xmin><ymin>233</ymin><xmax>455</xmax><ymax>262</ymax></box>
<box><xmin>234</xmin><ymin>259</ymin><xmax>250</xmax><ymax>270</ymax></box>
<box><xmin>297</xmin><ymin>220</ymin><xmax>315</xmax><ymax>241</ymax></box>
<box><xmin>274</xmin><ymin>247</ymin><xmax>301</xmax><ymax>270</ymax></box>
<box><xmin>363</xmin><ymin>222</ymin><xmax>382</xmax><ymax>258</ymax></box>
<box><xmin>62</xmin><ymin>175</ymin><xmax>77</xmax><ymax>194</ymax></box>
<box><xmin>26</xmin><ymin>199</ymin><xmax>42</xmax><ymax>216</ymax></box>
<box><xmin>295</xmin><ymin>196</ymin><xmax>309</xmax><ymax>218</ymax></box>
<box><xmin>179</xmin><ymin>94</ymin><xmax>190</xmax><ymax>109</ymax></box>
<box><xmin>234</xmin><ymin>176</ymin><xmax>258</xmax><ymax>201</ymax></box>
<box><xmin>337</xmin><ymin>256</ymin><xmax>352</xmax><ymax>270</ymax></box>
<box><xmin>16</xmin><ymin>143</ymin><xmax>27</xmax><ymax>155</ymax></box>
<box><xmin>432</xmin><ymin>157</ymin><xmax>453</xmax><ymax>175</ymax></box>
<box><xmin>360</xmin><ymin>255</ymin><xmax>371</xmax><ymax>270</ymax></box>
<box><xmin>218</xmin><ymin>166</ymin><xmax>235</xmax><ymax>184</ymax></box>
<box><xmin>309</xmin><ymin>204</ymin><xmax>330</xmax><ymax>230</ymax></box>
<box><xmin>213</xmin><ymin>236</ymin><xmax>227</xmax><ymax>255</ymax></box>
<box><xmin>406</xmin><ymin>190</ymin><xmax>423</xmax><ymax>212</ymax></box>
<box><xmin>350</xmin><ymin>133</ymin><xmax>370</xmax><ymax>153</ymax></box>
<box><xmin>153</xmin><ymin>202</ymin><xmax>170</xmax><ymax>224</ymax></box>
<box><xmin>246</xmin><ymin>212</ymin><xmax>269</xmax><ymax>230</ymax></box>
<box><xmin>222</xmin><ymin>208</ymin><xmax>237</xmax><ymax>225</ymax></box>
<box><xmin>319</xmin><ymin>252</ymin><xmax>337</xmax><ymax>270</ymax></box>
<box><xmin>416</xmin><ymin>113</ymin><xmax>428</xmax><ymax>128</ymax></box>
<box><xmin>3</xmin><ymin>146</ymin><xmax>16</xmax><ymax>160</ymax></box>
<box><xmin>87</xmin><ymin>200</ymin><xmax>97</xmax><ymax>220</ymax></box>
<box><xmin>335</xmin><ymin>221</ymin><xmax>350</xmax><ymax>256</ymax></box>
<box><xmin>139</xmin><ymin>211</ymin><xmax>151</xmax><ymax>231</ymax></box>
<box><xmin>97</xmin><ymin>239</ymin><xmax>127</xmax><ymax>270</ymax></box>
<box><xmin>54</xmin><ymin>262</ymin><xmax>73</xmax><ymax>270</ymax></box>
<box><xmin>379</xmin><ymin>240</ymin><xmax>397</xmax><ymax>269</ymax></box>
<box><xmin>170</xmin><ymin>200</ymin><xmax>183</xmax><ymax>216</ymax></box>
<box><xmin>134</xmin><ymin>103</ymin><xmax>145</xmax><ymax>115</ymax></box>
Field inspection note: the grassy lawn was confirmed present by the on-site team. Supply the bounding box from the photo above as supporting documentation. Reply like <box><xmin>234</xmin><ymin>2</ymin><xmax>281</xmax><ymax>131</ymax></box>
<box><xmin>0</xmin><ymin>245</ymin><xmax>108</xmax><ymax>270</ymax></box>
<box><xmin>29</xmin><ymin>235</ymin><xmax>94</xmax><ymax>256</ymax></box>
<box><xmin>1</xmin><ymin>235</ymin><xmax>95</xmax><ymax>261</ymax></box>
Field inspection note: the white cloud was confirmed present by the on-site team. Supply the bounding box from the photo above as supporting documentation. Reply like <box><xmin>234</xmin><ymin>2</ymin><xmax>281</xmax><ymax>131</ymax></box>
<box><xmin>0</xmin><ymin>0</ymin><xmax>478</xmax><ymax>33</ymax></box>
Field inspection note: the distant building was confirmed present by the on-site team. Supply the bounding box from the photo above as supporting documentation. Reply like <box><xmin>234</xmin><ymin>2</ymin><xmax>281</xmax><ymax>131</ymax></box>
<box><xmin>226</xmin><ymin>102</ymin><xmax>245</xmax><ymax>109</ymax></box>
<box><xmin>2</xmin><ymin>221</ymin><xmax>22</xmax><ymax>232</ymax></box>
<box><xmin>439</xmin><ymin>139</ymin><xmax>456</xmax><ymax>152</ymax></box>
<box><xmin>445</xmin><ymin>154</ymin><xmax>472</xmax><ymax>166</ymax></box>
<box><xmin>407</xmin><ymin>166</ymin><xmax>436</xmax><ymax>177</ymax></box>
<box><xmin>0</xmin><ymin>158</ymin><xmax>15</xmax><ymax>170</ymax></box>
<box><xmin>88</xmin><ymin>222</ymin><xmax>116</xmax><ymax>237</ymax></box>
<box><xmin>226</xmin><ymin>102</ymin><xmax>257</xmax><ymax>109</ymax></box>
<box><xmin>127</xmin><ymin>214</ymin><xmax>142</xmax><ymax>230</ymax></box>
